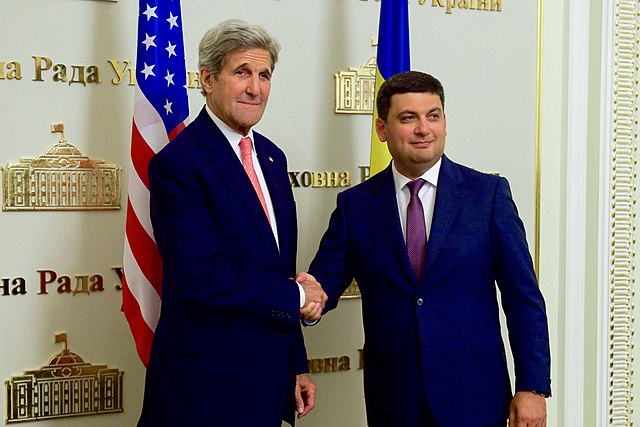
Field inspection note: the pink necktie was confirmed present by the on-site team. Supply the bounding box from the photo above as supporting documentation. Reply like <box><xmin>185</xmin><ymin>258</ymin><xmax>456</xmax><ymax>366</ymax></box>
<box><xmin>406</xmin><ymin>179</ymin><xmax>427</xmax><ymax>281</ymax></box>
<box><xmin>239</xmin><ymin>137</ymin><xmax>270</xmax><ymax>223</ymax></box>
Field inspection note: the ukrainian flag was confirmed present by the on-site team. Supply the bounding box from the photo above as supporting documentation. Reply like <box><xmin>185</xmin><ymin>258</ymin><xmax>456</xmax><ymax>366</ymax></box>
<box><xmin>369</xmin><ymin>0</ymin><xmax>410</xmax><ymax>176</ymax></box>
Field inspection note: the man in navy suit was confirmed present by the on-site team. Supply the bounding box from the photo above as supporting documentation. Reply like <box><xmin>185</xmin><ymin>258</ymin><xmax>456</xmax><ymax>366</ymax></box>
<box><xmin>303</xmin><ymin>71</ymin><xmax>551</xmax><ymax>426</ymax></box>
<box><xmin>138</xmin><ymin>20</ymin><xmax>326</xmax><ymax>427</ymax></box>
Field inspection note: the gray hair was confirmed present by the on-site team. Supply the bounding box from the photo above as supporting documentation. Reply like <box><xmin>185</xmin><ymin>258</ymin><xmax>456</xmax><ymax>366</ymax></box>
<box><xmin>198</xmin><ymin>19</ymin><xmax>281</xmax><ymax>96</ymax></box>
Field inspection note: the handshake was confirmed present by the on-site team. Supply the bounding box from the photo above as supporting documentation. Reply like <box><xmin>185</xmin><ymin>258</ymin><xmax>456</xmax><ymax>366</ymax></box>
<box><xmin>296</xmin><ymin>272</ymin><xmax>328</xmax><ymax>322</ymax></box>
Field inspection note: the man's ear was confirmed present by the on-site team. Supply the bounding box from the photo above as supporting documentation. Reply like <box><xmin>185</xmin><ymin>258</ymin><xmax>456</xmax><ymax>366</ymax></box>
<box><xmin>200</xmin><ymin>67</ymin><xmax>213</xmax><ymax>94</ymax></box>
<box><xmin>375</xmin><ymin>117</ymin><xmax>387</xmax><ymax>142</ymax></box>
<box><xmin>442</xmin><ymin>112</ymin><xmax>447</xmax><ymax>137</ymax></box>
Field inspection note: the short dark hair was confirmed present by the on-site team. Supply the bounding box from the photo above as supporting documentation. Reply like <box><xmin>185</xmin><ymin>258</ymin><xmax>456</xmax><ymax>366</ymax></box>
<box><xmin>376</xmin><ymin>71</ymin><xmax>445</xmax><ymax>121</ymax></box>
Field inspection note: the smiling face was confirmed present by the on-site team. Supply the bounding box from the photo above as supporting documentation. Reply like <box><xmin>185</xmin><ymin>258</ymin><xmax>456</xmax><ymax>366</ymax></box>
<box><xmin>200</xmin><ymin>47</ymin><xmax>273</xmax><ymax>136</ymax></box>
<box><xmin>375</xmin><ymin>91</ymin><xmax>446</xmax><ymax>179</ymax></box>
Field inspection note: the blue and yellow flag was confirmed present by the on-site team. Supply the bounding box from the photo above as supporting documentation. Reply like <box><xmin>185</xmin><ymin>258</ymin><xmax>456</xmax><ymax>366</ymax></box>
<box><xmin>369</xmin><ymin>0</ymin><xmax>410</xmax><ymax>176</ymax></box>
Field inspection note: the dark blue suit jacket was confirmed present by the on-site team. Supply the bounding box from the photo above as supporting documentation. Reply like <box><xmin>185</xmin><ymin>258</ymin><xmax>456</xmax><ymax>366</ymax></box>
<box><xmin>138</xmin><ymin>107</ymin><xmax>307</xmax><ymax>427</ymax></box>
<box><xmin>309</xmin><ymin>155</ymin><xmax>551</xmax><ymax>427</ymax></box>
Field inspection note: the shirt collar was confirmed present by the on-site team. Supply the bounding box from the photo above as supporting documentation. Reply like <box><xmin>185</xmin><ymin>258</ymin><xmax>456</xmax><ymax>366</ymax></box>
<box><xmin>205</xmin><ymin>104</ymin><xmax>255</xmax><ymax>152</ymax></box>
<box><xmin>392</xmin><ymin>157</ymin><xmax>442</xmax><ymax>195</ymax></box>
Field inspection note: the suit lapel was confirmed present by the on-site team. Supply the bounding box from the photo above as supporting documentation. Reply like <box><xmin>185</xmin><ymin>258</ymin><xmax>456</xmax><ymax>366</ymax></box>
<box><xmin>425</xmin><ymin>155</ymin><xmax>464</xmax><ymax>272</ymax></box>
<box><xmin>193</xmin><ymin>108</ymin><xmax>280</xmax><ymax>259</ymax></box>
<box><xmin>255</xmin><ymin>134</ymin><xmax>292</xmax><ymax>265</ymax></box>
<box><xmin>368</xmin><ymin>166</ymin><xmax>415</xmax><ymax>284</ymax></box>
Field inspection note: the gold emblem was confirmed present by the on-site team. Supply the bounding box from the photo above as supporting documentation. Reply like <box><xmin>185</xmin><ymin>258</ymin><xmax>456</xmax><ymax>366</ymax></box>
<box><xmin>340</xmin><ymin>279</ymin><xmax>361</xmax><ymax>299</ymax></box>
<box><xmin>5</xmin><ymin>333</ymin><xmax>124</xmax><ymax>423</ymax></box>
<box><xmin>1</xmin><ymin>124</ymin><xmax>122</xmax><ymax>211</ymax></box>
<box><xmin>334</xmin><ymin>57</ymin><xmax>377</xmax><ymax>115</ymax></box>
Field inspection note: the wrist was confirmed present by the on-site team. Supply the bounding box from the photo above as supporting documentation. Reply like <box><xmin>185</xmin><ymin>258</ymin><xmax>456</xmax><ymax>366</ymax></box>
<box><xmin>527</xmin><ymin>390</ymin><xmax>550</xmax><ymax>398</ymax></box>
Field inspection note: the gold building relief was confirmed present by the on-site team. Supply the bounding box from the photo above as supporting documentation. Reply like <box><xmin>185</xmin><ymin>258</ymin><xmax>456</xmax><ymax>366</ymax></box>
<box><xmin>334</xmin><ymin>57</ymin><xmax>377</xmax><ymax>115</ymax></box>
<box><xmin>5</xmin><ymin>333</ymin><xmax>124</xmax><ymax>423</ymax></box>
<box><xmin>1</xmin><ymin>124</ymin><xmax>121</xmax><ymax>211</ymax></box>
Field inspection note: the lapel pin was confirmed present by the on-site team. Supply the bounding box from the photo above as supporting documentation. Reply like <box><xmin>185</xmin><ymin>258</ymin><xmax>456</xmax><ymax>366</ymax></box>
<box><xmin>269</xmin><ymin>156</ymin><xmax>274</xmax><ymax>163</ymax></box>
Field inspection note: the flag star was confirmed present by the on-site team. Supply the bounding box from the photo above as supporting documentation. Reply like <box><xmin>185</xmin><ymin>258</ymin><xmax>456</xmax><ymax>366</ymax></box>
<box><xmin>164</xmin><ymin>99</ymin><xmax>173</xmax><ymax>115</ymax></box>
<box><xmin>165</xmin><ymin>41</ymin><xmax>177</xmax><ymax>57</ymax></box>
<box><xmin>141</xmin><ymin>63</ymin><xmax>156</xmax><ymax>79</ymax></box>
<box><xmin>165</xmin><ymin>70</ymin><xmax>175</xmax><ymax>86</ymax></box>
<box><xmin>167</xmin><ymin>12</ymin><xmax>179</xmax><ymax>29</ymax></box>
<box><xmin>143</xmin><ymin>4</ymin><xmax>158</xmax><ymax>21</ymax></box>
<box><xmin>142</xmin><ymin>33</ymin><xmax>157</xmax><ymax>51</ymax></box>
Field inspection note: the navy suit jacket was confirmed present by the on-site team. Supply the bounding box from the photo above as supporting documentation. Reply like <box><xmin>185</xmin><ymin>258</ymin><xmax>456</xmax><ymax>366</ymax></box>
<box><xmin>138</xmin><ymin>108</ymin><xmax>307</xmax><ymax>427</ymax></box>
<box><xmin>309</xmin><ymin>155</ymin><xmax>551</xmax><ymax>427</ymax></box>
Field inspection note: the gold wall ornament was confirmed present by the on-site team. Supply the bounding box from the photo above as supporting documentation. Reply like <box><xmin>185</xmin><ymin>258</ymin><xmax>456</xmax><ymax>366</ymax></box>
<box><xmin>340</xmin><ymin>279</ymin><xmax>361</xmax><ymax>299</ymax></box>
<box><xmin>307</xmin><ymin>355</ymin><xmax>351</xmax><ymax>374</ymax></box>
<box><xmin>334</xmin><ymin>57</ymin><xmax>377</xmax><ymax>114</ymax></box>
<box><xmin>4</xmin><ymin>333</ymin><xmax>124</xmax><ymax>423</ymax></box>
<box><xmin>1</xmin><ymin>124</ymin><xmax>122</xmax><ymax>211</ymax></box>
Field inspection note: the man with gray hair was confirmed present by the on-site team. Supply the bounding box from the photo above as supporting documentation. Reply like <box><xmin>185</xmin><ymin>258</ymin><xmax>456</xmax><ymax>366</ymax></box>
<box><xmin>138</xmin><ymin>19</ymin><xmax>326</xmax><ymax>426</ymax></box>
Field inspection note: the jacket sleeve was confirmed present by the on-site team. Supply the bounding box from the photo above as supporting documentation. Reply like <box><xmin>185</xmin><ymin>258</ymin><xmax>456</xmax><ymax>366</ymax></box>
<box><xmin>491</xmin><ymin>177</ymin><xmax>552</xmax><ymax>395</ymax></box>
<box><xmin>308</xmin><ymin>192</ymin><xmax>357</xmax><ymax>312</ymax></box>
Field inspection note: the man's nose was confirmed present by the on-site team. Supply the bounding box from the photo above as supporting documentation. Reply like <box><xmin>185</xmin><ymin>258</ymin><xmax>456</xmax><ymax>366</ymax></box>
<box><xmin>415</xmin><ymin>117</ymin><xmax>431</xmax><ymax>135</ymax></box>
<box><xmin>246</xmin><ymin>75</ymin><xmax>260</xmax><ymax>95</ymax></box>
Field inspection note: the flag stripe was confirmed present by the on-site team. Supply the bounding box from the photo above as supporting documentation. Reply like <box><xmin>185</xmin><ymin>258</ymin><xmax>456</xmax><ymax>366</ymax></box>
<box><xmin>127</xmin><ymin>164</ymin><xmax>156</xmax><ymax>240</ymax></box>
<box><xmin>133</xmin><ymin>88</ymin><xmax>170</xmax><ymax>154</ymax></box>
<box><xmin>123</xmin><ymin>237</ymin><xmax>162</xmax><ymax>328</ymax></box>
<box><xmin>376</xmin><ymin>0</ymin><xmax>410</xmax><ymax>79</ymax></box>
<box><xmin>121</xmin><ymin>274</ymin><xmax>155</xmax><ymax>366</ymax></box>
<box><xmin>130</xmin><ymin>120</ymin><xmax>156</xmax><ymax>190</ymax></box>
<box><xmin>125</xmin><ymin>198</ymin><xmax>163</xmax><ymax>294</ymax></box>
<box><xmin>168</xmin><ymin>122</ymin><xmax>187</xmax><ymax>141</ymax></box>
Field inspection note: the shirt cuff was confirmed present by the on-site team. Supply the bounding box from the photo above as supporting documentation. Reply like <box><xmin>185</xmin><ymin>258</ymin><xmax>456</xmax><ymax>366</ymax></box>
<box><xmin>297</xmin><ymin>282</ymin><xmax>305</xmax><ymax>308</ymax></box>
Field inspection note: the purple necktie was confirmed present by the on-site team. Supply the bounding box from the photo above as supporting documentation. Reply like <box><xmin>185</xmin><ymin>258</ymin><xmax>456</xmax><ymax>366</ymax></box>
<box><xmin>406</xmin><ymin>179</ymin><xmax>427</xmax><ymax>281</ymax></box>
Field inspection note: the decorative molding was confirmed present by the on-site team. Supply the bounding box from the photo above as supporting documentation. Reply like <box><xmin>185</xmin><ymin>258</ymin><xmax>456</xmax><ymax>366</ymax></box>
<box><xmin>600</xmin><ymin>0</ymin><xmax>638</xmax><ymax>425</ymax></box>
<box><xmin>597</xmin><ymin>0</ymin><xmax>615</xmax><ymax>425</ymax></box>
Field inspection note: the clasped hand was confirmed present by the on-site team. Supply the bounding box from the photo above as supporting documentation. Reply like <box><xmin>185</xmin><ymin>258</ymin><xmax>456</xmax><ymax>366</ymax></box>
<box><xmin>296</xmin><ymin>272</ymin><xmax>327</xmax><ymax>322</ymax></box>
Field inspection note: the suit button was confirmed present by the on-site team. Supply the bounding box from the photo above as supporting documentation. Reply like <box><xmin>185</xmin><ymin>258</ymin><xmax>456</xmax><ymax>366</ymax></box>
<box><xmin>416</xmin><ymin>298</ymin><xmax>423</xmax><ymax>306</ymax></box>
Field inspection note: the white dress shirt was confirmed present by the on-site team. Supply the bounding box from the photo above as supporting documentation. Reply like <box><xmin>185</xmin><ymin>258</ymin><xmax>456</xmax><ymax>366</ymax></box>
<box><xmin>392</xmin><ymin>158</ymin><xmax>442</xmax><ymax>243</ymax></box>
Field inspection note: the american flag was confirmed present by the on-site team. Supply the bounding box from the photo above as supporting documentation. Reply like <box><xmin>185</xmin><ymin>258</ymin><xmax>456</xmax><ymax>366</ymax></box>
<box><xmin>122</xmin><ymin>0</ymin><xmax>189</xmax><ymax>367</ymax></box>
